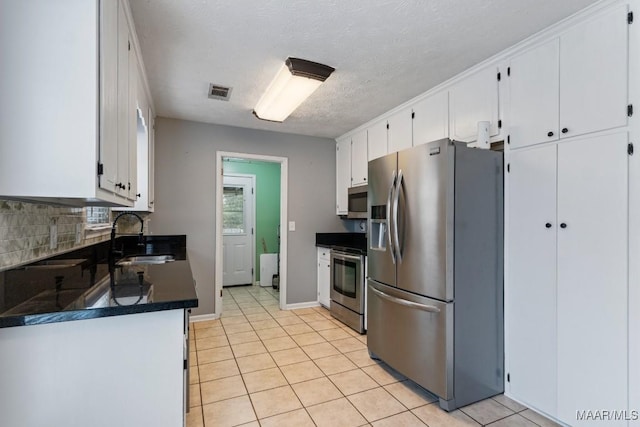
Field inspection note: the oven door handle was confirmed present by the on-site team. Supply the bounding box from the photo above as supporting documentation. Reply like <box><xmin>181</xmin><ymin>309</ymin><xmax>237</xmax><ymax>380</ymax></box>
<box><xmin>332</xmin><ymin>252</ymin><xmax>363</xmax><ymax>263</ymax></box>
<box><xmin>369</xmin><ymin>286</ymin><xmax>441</xmax><ymax>313</ymax></box>
<box><xmin>386</xmin><ymin>170</ymin><xmax>397</xmax><ymax>264</ymax></box>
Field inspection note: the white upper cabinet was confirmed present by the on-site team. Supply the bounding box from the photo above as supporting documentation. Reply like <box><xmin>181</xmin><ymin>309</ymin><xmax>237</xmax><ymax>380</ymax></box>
<box><xmin>0</xmin><ymin>0</ymin><xmax>143</xmax><ymax>206</ymax></box>
<box><xmin>351</xmin><ymin>130</ymin><xmax>368</xmax><ymax>187</ymax></box>
<box><xmin>449</xmin><ymin>65</ymin><xmax>500</xmax><ymax>142</ymax></box>
<box><xmin>148</xmin><ymin>113</ymin><xmax>156</xmax><ymax>210</ymax></box>
<box><xmin>114</xmin><ymin>70</ymin><xmax>155</xmax><ymax>212</ymax></box>
<box><xmin>559</xmin><ymin>4</ymin><xmax>628</xmax><ymax>139</ymax></box>
<box><xmin>127</xmin><ymin>36</ymin><xmax>138</xmax><ymax>201</ymax></box>
<box><xmin>368</xmin><ymin>120</ymin><xmax>388</xmax><ymax>161</ymax></box>
<box><xmin>336</xmin><ymin>137</ymin><xmax>351</xmax><ymax>215</ymax></box>
<box><xmin>387</xmin><ymin>108</ymin><xmax>413</xmax><ymax>153</ymax></box>
<box><xmin>412</xmin><ymin>91</ymin><xmax>449</xmax><ymax>147</ymax></box>
<box><xmin>510</xmin><ymin>4</ymin><xmax>629</xmax><ymax>149</ymax></box>
<box><xmin>100</xmin><ymin>0</ymin><xmax>119</xmax><ymax>192</ymax></box>
<box><xmin>509</xmin><ymin>40</ymin><xmax>560</xmax><ymax>149</ymax></box>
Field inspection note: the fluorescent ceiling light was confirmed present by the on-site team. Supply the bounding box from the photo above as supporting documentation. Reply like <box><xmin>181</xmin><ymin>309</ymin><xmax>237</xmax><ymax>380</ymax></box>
<box><xmin>254</xmin><ymin>58</ymin><xmax>335</xmax><ymax>122</ymax></box>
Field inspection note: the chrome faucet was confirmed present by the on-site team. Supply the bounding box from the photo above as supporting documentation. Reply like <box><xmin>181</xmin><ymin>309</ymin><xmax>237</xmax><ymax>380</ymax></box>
<box><xmin>110</xmin><ymin>211</ymin><xmax>145</xmax><ymax>258</ymax></box>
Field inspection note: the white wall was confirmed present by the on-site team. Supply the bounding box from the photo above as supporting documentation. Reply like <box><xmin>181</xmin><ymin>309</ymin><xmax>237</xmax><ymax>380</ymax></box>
<box><xmin>151</xmin><ymin>118</ymin><xmax>345</xmax><ymax>315</ymax></box>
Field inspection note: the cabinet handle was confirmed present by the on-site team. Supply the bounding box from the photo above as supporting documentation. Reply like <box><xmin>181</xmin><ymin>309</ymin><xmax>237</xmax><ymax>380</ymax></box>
<box><xmin>560</xmin><ymin>223</ymin><xmax>567</xmax><ymax>229</ymax></box>
<box><xmin>545</xmin><ymin>223</ymin><xmax>552</xmax><ymax>228</ymax></box>
<box><xmin>136</xmin><ymin>193</ymin><xmax>141</xmax><ymax>198</ymax></box>
<box><xmin>547</xmin><ymin>131</ymin><xmax>554</xmax><ymax>137</ymax></box>
<box><xmin>561</xmin><ymin>128</ymin><xmax>569</xmax><ymax>134</ymax></box>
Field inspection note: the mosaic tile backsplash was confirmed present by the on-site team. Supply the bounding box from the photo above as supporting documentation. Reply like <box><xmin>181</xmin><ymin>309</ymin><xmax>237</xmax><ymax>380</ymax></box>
<box><xmin>0</xmin><ymin>200</ymin><xmax>149</xmax><ymax>271</ymax></box>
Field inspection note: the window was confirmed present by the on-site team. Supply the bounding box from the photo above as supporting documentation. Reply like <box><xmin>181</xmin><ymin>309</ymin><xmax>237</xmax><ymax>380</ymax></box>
<box><xmin>223</xmin><ymin>185</ymin><xmax>245</xmax><ymax>234</ymax></box>
<box><xmin>85</xmin><ymin>207</ymin><xmax>111</xmax><ymax>228</ymax></box>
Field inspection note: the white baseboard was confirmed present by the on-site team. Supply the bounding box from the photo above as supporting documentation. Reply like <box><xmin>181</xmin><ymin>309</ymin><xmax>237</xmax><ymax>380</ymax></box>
<box><xmin>190</xmin><ymin>313</ymin><xmax>220</xmax><ymax>322</ymax></box>
<box><xmin>284</xmin><ymin>301</ymin><xmax>321</xmax><ymax>310</ymax></box>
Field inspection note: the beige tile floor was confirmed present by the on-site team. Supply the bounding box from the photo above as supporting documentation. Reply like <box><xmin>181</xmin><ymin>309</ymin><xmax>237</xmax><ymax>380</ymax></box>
<box><xmin>187</xmin><ymin>285</ymin><xmax>560</xmax><ymax>427</ymax></box>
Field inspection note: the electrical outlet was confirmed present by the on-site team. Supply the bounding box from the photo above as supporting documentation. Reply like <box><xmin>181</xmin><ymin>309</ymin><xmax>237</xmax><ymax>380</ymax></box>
<box><xmin>75</xmin><ymin>223</ymin><xmax>84</xmax><ymax>244</ymax></box>
<box><xmin>288</xmin><ymin>221</ymin><xmax>295</xmax><ymax>232</ymax></box>
<box><xmin>49</xmin><ymin>223</ymin><xmax>58</xmax><ymax>249</ymax></box>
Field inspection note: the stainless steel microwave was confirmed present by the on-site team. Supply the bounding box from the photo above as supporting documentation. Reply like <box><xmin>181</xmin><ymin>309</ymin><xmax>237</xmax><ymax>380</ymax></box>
<box><xmin>347</xmin><ymin>186</ymin><xmax>367</xmax><ymax>219</ymax></box>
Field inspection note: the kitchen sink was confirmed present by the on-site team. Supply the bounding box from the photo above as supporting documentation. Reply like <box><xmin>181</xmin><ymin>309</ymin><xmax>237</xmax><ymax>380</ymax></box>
<box><xmin>116</xmin><ymin>254</ymin><xmax>175</xmax><ymax>266</ymax></box>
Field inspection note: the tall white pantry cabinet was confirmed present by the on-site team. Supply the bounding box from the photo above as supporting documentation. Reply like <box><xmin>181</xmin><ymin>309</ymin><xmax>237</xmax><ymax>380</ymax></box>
<box><xmin>506</xmin><ymin>2</ymin><xmax>638</xmax><ymax>426</ymax></box>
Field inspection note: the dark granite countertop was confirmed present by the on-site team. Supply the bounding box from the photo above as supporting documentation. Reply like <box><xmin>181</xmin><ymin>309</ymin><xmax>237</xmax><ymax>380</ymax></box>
<box><xmin>316</xmin><ymin>232</ymin><xmax>367</xmax><ymax>254</ymax></box>
<box><xmin>0</xmin><ymin>235</ymin><xmax>198</xmax><ymax>328</ymax></box>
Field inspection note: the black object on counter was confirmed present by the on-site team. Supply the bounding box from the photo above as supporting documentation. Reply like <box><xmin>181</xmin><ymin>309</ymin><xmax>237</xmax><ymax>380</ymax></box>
<box><xmin>0</xmin><ymin>235</ymin><xmax>198</xmax><ymax>328</ymax></box>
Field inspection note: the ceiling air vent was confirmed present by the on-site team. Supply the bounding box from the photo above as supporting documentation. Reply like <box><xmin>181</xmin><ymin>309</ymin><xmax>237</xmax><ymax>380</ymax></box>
<box><xmin>208</xmin><ymin>84</ymin><xmax>232</xmax><ymax>101</ymax></box>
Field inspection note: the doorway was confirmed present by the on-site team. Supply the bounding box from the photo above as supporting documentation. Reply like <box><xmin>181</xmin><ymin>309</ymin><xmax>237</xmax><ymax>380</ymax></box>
<box><xmin>215</xmin><ymin>152</ymin><xmax>288</xmax><ymax>315</ymax></box>
<box><xmin>222</xmin><ymin>174</ymin><xmax>256</xmax><ymax>287</ymax></box>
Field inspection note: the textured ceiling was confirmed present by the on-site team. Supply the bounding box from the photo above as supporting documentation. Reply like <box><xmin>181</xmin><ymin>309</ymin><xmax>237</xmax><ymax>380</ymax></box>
<box><xmin>129</xmin><ymin>0</ymin><xmax>599</xmax><ymax>139</ymax></box>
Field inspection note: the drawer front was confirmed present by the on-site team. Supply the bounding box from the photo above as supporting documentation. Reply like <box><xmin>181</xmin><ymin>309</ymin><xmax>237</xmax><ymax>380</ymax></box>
<box><xmin>367</xmin><ymin>279</ymin><xmax>453</xmax><ymax>399</ymax></box>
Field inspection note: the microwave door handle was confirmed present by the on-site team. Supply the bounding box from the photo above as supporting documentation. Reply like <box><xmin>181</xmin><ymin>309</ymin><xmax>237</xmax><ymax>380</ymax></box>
<box><xmin>393</xmin><ymin>169</ymin><xmax>403</xmax><ymax>263</ymax></box>
<box><xmin>386</xmin><ymin>170</ymin><xmax>396</xmax><ymax>264</ymax></box>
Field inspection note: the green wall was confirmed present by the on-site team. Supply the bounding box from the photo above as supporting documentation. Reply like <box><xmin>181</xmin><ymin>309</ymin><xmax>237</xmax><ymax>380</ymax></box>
<box><xmin>223</xmin><ymin>158</ymin><xmax>281</xmax><ymax>282</ymax></box>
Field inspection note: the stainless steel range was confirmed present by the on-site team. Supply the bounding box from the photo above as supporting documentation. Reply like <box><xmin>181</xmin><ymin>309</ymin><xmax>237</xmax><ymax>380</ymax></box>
<box><xmin>329</xmin><ymin>246</ymin><xmax>365</xmax><ymax>334</ymax></box>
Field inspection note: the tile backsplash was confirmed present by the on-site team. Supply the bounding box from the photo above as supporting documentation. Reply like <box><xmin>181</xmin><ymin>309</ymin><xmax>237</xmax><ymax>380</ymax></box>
<box><xmin>0</xmin><ymin>200</ymin><xmax>149</xmax><ymax>271</ymax></box>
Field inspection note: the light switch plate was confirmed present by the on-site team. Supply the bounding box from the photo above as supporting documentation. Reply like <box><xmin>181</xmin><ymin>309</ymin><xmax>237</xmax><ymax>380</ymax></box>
<box><xmin>75</xmin><ymin>223</ymin><xmax>84</xmax><ymax>244</ymax></box>
<box><xmin>49</xmin><ymin>224</ymin><xmax>58</xmax><ymax>249</ymax></box>
<box><xmin>288</xmin><ymin>221</ymin><xmax>295</xmax><ymax>232</ymax></box>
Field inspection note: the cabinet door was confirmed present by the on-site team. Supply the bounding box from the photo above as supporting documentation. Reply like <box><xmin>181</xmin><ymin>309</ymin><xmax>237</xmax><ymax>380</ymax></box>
<box><xmin>412</xmin><ymin>91</ymin><xmax>448</xmax><ymax>147</ymax></box>
<box><xmin>351</xmin><ymin>130</ymin><xmax>368</xmax><ymax>186</ymax></box>
<box><xmin>99</xmin><ymin>0</ymin><xmax>119</xmax><ymax>193</ymax></box>
<box><xmin>148</xmin><ymin>112</ymin><xmax>155</xmax><ymax>211</ymax></box>
<box><xmin>507</xmin><ymin>144</ymin><xmax>558</xmax><ymax>416</ymax></box>
<box><xmin>368</xmin><ymin>120</ymin><xmax>388</xmax><ymax>161</ymax></box>
<box><xmin>560</xmin><ymin>4</ymin><xmax>628</xmax><ymax>138</ymax></box>
<box><xmin>556</xmin><ymin>132</ymin><xmax>628</xmax><ymax>425</ymax></box>
<box><xmin>336</xmin><ymin>138</ymin><xmax>351</xmax><ymax>215</ymax></box>
<box><xmin>449</xmin><ymin>65</ymin><xmax>500</xmax><ymax>142</ymax></box>
<box><xmin>127</xmin><ymin>41</ymin><xmax>138</xmax><ymax>201</ymax></box>
<box><xmin>387</xmin><ymin>108</ymin><xmax>412</xmax><ymax>153</ymax></box>
<box><xmin>317</xmin><ymin>248</ymin><xmax>331</xmax><ymax>308</ymax></box>
<box><xmin>509</xmin><ymin>39</ymin><xmax>560</xmax><ymax>148</ymax></box>
<box><xmin>116</xmin><ymin>1</ymin><xmax>130</xmax><ymax>198</ymax></box>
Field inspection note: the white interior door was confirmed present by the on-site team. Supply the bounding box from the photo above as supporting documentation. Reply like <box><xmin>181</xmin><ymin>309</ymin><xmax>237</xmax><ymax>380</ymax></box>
<box><xmin>222</xmin><ymin>175</ymin><xmax>255</xmax><ymax>286</ymax></box>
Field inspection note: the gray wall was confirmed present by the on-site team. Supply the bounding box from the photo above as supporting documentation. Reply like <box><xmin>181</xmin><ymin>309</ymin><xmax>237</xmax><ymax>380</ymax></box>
<box><xmin>151</xmin><ymin>117</ymin><xmax>346</xmax><ymax>316</ymax></box>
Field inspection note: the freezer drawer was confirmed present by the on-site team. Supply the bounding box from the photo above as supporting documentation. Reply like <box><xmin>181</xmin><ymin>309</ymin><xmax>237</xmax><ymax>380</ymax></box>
<box><xmin>367</xmin><ymin>280</ymin><xmax>453</xmax><ymax>400</ymax></box>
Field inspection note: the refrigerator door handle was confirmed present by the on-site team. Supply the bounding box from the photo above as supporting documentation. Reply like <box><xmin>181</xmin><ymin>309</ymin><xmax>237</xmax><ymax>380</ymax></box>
<box><xmin>393</xmin><ymin>169</ymin><xmax>404</xmax><ymax>263</ymax></box>
<box><xmin>387</xmin><ymin>170</ymin><xmax>397</xmax><ymax>264</ymax></box>
<box><xmin>369</xmin><ymin>285</ymin><xmax>441</xmax><ymax>313</ymax></box>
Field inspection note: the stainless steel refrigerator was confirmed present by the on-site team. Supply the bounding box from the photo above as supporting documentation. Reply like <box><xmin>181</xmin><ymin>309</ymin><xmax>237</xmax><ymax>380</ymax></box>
<box><xmin>367</xmin><ymin>138</ymin><xmax>504</xmax><ymax>411</ymax></box>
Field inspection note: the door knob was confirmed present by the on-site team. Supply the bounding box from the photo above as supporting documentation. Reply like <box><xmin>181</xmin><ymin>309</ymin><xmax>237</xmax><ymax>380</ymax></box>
<box><xmin>547</xmin><ymin>132</ymin><xmax>554</xmax><ymax>137</ymax></box>
<box><xmin>560</xmin><ymin>223</ymin><xmax>567</xmax><ymax>229</ymax></box>
<box><xmin>545</xmin><ymin>223</ymin><xmax>552</xmax><ymax>228</ymax></box>
<box><xmin>561</xmin><ymin>128</ymin><xmax>569</xmax><ymax>134</ymax></box>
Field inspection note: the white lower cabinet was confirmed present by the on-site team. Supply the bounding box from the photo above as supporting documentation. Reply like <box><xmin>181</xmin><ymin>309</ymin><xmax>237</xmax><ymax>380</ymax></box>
<box><xmin>317</xmin><ymin>248</ymin><xmax>331</xmax><ymax>308</ymax></box>
<box><xmin>507</xmin><ymin>131</ymin><xmax>629</xmax><ymax>425</ymax></box>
